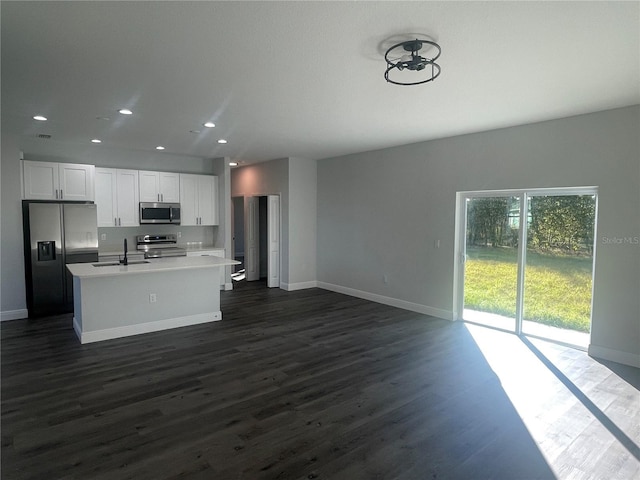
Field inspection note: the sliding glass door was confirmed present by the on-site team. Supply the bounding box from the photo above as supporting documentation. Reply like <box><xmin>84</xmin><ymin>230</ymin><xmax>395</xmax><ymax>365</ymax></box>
<box><xmin>456</xmin><ymin>188</ymin><xmax>597</xmax><ymax>348</ymax></box>
<box><xmin>462</xmin><ymin>195</ymin><xmax>521</xmax><ymax>332</ymax></box>
<box><xmin>521</xmin><ymin>194</ymin><xmax>596</xmax><ymax>347</ymax></box>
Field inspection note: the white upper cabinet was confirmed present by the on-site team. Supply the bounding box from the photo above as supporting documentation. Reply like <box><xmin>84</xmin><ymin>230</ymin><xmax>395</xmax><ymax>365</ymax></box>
<box><xmin>95</xmin><ymin>168</ymin><xmax>139</xmax><ymax>227</ymax></box>
<box><xmin>179</xmin><ymin>174</ymin><xmax>198</xmax><ymax>226</ymax></box>
<box><xmin>160</xmin><ymin>173</ymin><xmax>180</xmax><ymax>203</ymax></box>
<box><xmin>23</xmin><ymin>160</ymin><xmax>95</xmax><ymax>201</ymax></box>
<box><xmin>139</xmin><ymin>171</ymin><xmax>180</xmax><ymax>203</ymax></box>
<box><xmin>197</xmin><ymin>175</ymin><xmax>218</xmax><ymax>225</ymax></box>
<box><xmin>179</xmin><ymin>174</ymin><xmax>219</xmax><ymax>226</ymax></box>
<box><xmin>59</xmin><ymin>163</ymin><xmax>95</xmax><ymax>201</ymax></box>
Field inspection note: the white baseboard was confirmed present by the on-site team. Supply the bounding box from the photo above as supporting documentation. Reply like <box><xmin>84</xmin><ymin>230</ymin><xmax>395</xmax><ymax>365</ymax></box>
<box><xmin>1</xmin><ymin>309</ymin><xmax>28</xmax><ymax>321</ymax></box>
<box><xmin>316</xmin><ymin>282</ymin><xmax>453</xmax><ymax>321</ymax></box>
<box><xmin>281</xmin><ymin>280</ymin><xmax>318</xmax><ymax>291</ymax></box>
<box><xmin>74</xmin><ymin>311</ymin><xmax>222</xmax><ymax>344</ymax></box>
<box><xmin>588</xmin><ymin>344</ymin><xmax>640</xmax><ymax>368</ymax></box>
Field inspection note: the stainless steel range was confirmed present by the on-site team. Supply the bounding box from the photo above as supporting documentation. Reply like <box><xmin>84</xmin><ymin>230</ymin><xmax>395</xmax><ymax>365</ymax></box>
<box><xmin>136</xmin><ymin>234</ymin><xmax>186</xmax><ymax>258</ymax></box>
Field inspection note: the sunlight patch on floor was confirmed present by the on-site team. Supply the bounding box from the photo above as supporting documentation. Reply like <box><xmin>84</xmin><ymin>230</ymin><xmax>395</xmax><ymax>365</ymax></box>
<box><xmin>231</xmin><ymin>269</ymin><xmax>246</xmax><ymax>281</ymax></box>
<box><xmin>464</xmin><ymin>323</ymin><xmax>640</xmax><ymax>478</ymax></box>
<box><xmin>463</xmin><ymin>308</ymin><xmax>589</xmax><ymax>349</ymax></box>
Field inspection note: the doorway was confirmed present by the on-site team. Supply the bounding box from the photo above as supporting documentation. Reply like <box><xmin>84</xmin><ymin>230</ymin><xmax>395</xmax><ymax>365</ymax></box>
<box><xmin>232</xmin><ymin>195</ymin><xmax>281</xmax><ymax>288</ymax></box>
<box><xmin>454</xmin><ymin>188</ymin><xmax>598</xmax><ymax>348</ymax></box>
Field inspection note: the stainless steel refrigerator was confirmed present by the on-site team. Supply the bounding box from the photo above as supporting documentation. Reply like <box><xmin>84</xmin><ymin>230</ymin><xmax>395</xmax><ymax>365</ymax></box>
<box><xmin>22</xmin><ymin>201</ymin><xmax>99</xmax><ymax>317</ymax></box>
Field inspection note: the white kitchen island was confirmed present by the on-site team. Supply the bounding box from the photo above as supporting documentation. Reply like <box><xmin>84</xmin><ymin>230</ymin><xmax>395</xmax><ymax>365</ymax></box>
<box><xmin>67</xmin><ymin>255</ymin><xmax>239</xmax><ymax>344</ymax></box>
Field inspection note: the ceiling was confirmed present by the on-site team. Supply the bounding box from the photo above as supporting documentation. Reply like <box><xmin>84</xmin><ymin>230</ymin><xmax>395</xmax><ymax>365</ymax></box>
<box><xmin>2</xmin><ymin>1</ymin><xmax>639</xmax><ymax>165</ymax></box>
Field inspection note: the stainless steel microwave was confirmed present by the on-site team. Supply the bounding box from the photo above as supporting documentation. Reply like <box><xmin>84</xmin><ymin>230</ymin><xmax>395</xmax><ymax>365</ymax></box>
<box><xmin>139</xmin><ymin>202</ymin><xmax>181</xmax><ymax>224</ymax></box>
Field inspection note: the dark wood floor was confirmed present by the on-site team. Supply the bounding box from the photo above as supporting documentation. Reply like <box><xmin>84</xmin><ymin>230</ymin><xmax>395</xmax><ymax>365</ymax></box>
<box><xmin>2</xmin><ymin>281</ymin><xmax>639</xmax><ymax>479</ymax></box>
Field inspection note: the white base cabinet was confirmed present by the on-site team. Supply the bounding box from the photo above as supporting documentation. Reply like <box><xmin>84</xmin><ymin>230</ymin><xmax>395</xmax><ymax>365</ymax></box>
<box><xmin>23</xmin><ymin>160</ymin><xmax>95</xmax><ymax>201</ymax></box>
<box><xmin>186</xmin><ymin>250</ymin><xmax>225</xmax><ymax>288</ymax></box>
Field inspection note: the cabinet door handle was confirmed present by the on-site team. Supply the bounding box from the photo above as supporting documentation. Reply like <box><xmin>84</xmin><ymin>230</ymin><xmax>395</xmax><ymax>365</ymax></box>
<box><xmin>55</xmin><ymin>189</ymin><xmax>58</xmax><ymax>199</ymax></box>
<box><xmin>114</xmin><ymin>218</ymin><xmax>118</xmax><ymax>226</ymax></box>
<box><xmin>119</xmin><ymin>218</ymin><xmax>122</xmax><ymax>226</ymax></box>
<box><xmin>60</xmin><ymin>189</ymin><xmax>63</xmax><ymax>199</ymax></box>
<box><xmin>161</xmin><ymin>193</ymin><xmax>164</xmax><ymax>202</ymax></box>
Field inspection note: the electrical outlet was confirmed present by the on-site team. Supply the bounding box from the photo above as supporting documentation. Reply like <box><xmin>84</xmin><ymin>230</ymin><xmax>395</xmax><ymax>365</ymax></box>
<box><xmin>149</xmin><ymin>293</ymin><xmax>157</xmax><ymax>303</ymax></box>
<box><xmin>435</xmin><ymin>239</ymin><xmax>440</xmax><ymax>248</ymax></box>
<box><xmin>383</xmin><ymin>274</ymin><xmax>388</xmax><ymax>284</ymax></box>
<box><xmin>177</xmin><ymin>231</ymin><xmax>181</xmax><ymax>238</ymax></box>
<box><xmin>101</xmin><ymin>233</ymin><xmax>106</xmax><ymax>241</ymax></box>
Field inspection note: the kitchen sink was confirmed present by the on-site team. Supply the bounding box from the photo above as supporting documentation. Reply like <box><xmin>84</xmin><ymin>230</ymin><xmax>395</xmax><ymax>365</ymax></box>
<box><xmin>93</xmin><ymin>260</ymin><xmax>151</xmax><ymax>267</ymax></box>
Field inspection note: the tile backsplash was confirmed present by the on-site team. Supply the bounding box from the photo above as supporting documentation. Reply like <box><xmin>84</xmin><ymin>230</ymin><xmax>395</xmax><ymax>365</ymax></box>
<box><xmin>98</xmin><ymin>225</ymin><xmax>216</xmax><ymax>252</ymax></box>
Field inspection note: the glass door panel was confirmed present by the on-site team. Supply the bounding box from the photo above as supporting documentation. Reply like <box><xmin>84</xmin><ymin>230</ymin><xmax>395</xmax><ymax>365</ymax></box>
<box><xmin>463</xmin><ymin>196</ymin><xmax>521</xmax><ymax>332</ymax></box>
<box><xmin>522</xmin><ymin>195</ymin><xmax>596</xmax><ymax>347</ymax></box>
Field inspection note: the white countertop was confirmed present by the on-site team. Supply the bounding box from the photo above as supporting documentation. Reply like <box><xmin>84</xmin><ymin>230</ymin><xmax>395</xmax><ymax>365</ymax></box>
<box><xmin>68</xmin><ymin>255</ymin><xmax>239</xmax><ymax>278</ymax></box>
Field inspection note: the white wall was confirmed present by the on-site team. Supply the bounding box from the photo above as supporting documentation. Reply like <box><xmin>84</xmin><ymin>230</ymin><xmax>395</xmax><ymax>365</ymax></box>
<box><xmin>231</xmin><ymin>158</ymin><xmax>290</xmax><ymax>286</ymax></box>
<box><xmin>230</xmin><ymin>157</ymin><xmax>318</xmax><ymax>290</ymax></box>
<box><xmin>210</xmin><ymin>157</ymin><xmax>233</xmax><ymax>288</ymax></box>
<box><xmin>0</xmin><ymin>139</ymin><xmax>229</xmax><ymax>317</ymax></box>
<box><xmin>288</xmin><ymin>158</ymin><xmax>317</xmax><ymax>287</ymax></box>
<box><xmin>1</xmin><ymin>133</ymin><xmax>27</xmax><ymax>319</ymax></box>
<box><xmin>317</xmin><ymin>106</ymin><xmax>640</xmax><ymax>367</ymax></box>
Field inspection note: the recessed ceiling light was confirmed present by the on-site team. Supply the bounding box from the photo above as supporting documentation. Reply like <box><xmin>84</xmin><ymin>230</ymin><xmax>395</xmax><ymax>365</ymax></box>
<box><xmin>156</xmin><ymin>146</ymin><xmax>165</xmax><ymax>150</ymax></box>
<box><xmin>203</xmin><ymin>122</ymin><xmax>215</xmax><ymax>128</ymax></box>
<box><xmin>118</xmin><ymin>108</ymin><xmax>133</xmax><ymax>115</ymax></box>
<box><xmin>33</xmin><ymin>115</ymin><xmax>47</xmax><ymax>121</ymax></box>
<box><xmin>217</xmin><ymin>139</ymin><xmax>227</xmax><ymax>144</ymax></box>
<box><xmin>91</xmin><ymin>139</ymin><xmax>102</xmax><ymax>144</ymax></box>
<box><xmin>229</xmin><ymin>162</ymin><xmax>238</xmax><ymax>167</ymax></box>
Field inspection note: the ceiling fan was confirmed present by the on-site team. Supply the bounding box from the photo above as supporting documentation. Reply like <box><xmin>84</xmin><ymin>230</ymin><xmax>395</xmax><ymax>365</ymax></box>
<box><xmin>384</xmin><ymin>38</ymin><xmax>441</xmax><ymax>86</ymax></box>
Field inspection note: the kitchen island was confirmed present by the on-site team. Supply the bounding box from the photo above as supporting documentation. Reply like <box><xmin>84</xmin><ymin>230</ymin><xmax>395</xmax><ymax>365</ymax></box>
<box><xmin>67</xmin><ymin>255</ymin><xmax>239</xmax><ymax>344</ymax></box>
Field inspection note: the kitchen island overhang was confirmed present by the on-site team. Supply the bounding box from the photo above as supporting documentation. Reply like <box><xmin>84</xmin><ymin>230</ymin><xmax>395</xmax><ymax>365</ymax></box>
<box><xmin>67</xmin><ymin>256</ymin><xmax>240</xmax><ymax>344</ymax></box>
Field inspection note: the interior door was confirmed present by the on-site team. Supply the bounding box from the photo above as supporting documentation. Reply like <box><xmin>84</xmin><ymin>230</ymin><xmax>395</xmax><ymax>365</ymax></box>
<box><xmin>267</xmin><ymin>195</ymin><xmax>280</xmax><ymax>288</ymax></box>
<box><xmin>245</xmin><ymin>196</ymin><xmax>259</xmax><ymax>281</ymax></box>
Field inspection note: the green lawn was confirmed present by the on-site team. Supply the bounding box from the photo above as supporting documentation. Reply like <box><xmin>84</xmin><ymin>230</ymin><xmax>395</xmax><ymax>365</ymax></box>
<box><xmin>464</xmin><ymin>246</ymin><xmax>593</xmax><ymax>332</ymax></box>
